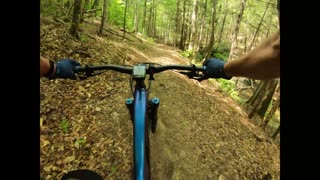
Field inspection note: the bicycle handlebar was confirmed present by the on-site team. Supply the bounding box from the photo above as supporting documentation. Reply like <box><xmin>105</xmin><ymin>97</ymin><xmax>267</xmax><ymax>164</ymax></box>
<box><xmin>73</xmin><ymin>64</ymin><xmax>209</xmax><ymax>81</ymax></box>
<box><xmin>74</xmin><ymin>65</ymin><xmax>133</xmax><ymax>74</ymax></box>
<box><xmin>74</xmin><ymin>64</ymin><xmax>205</xmax><ymax>74</ymax></box>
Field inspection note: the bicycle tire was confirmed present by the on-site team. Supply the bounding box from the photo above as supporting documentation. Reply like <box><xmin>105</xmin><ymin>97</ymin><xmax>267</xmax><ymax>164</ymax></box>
<box><xmin>144</xmin><ymin>114</ymin><xmax>151</xmax><ymax>180</ymax></box>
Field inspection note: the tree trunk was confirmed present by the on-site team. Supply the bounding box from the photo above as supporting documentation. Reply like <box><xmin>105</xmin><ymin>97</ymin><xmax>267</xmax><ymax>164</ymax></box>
<box><xmin>152</xmin><ymin>0</ymin><xmax>156</xmax><ymax>37</ymax></box>
<box><xmin>248</xmin><ymin>80</ymin><xmax>269</xmax><ymax>119</ymax></box>
<box><xmin>99</xmin><ymin>0</ymin><xmax>108</xmax><ymax>35</ymax></box>
<box><xmin>272</xmin><ymin>125</ymin><xmax>280</xmax><ymax>139</ymax></box>
<box><xmin>147</xmin><ymin>1</ymin><xmax>153</xmax><ymax>36</ymax></box>
<box><xmin>217</xmin><ymin>0</ymin><xmax>228</xmax><ymax>46</ymax></box>
<box><xmin>91</xmin><ymin>0</ymin><xmax>100</xmax><ymax>16</ymax></box>
<box><xmin>134</xmin><ymin>0</ymin><xmax>139</xmax><ymax>33</ymax></box>
<box><xmin>265</xmin><ymin>12</ymin><xmax>273</xmax><ymax>38</ymax></box>
<box><xmin>248</xmin><ymin>0</ymin><xmax>271</xmax><ymax>50</ymax></box>
<box><xmin>198</xmin><ymin>0</ymin><xmax>207</xmax><ymax>52</ymax></box>
<box><xmin>250</xmin><ymin>80</ymin><xmax>269</xmax><ymax>107</ymax></box>
<box><xmin>142</xmin><ymin>0</ymin><xmax>147</xmax><ymax>34</ymax></box>
<box><xmin>175</xmin><ymin>0</ymin><xmax>181</xmax><ymax>47</ymax></box>
<box><xmin>262</xmin><ymin>97</ymin><xmax>280</xmax><ymax>128</ymax></box>
<box><xmin>188</xmin><ymin>0</ymin><xmax>199</xmax><ymax>61</ymax></box>
<box><xmin>186</xmin><ymin>5</ymin><xmax>192</xmax><ymax>49</ymax></box>
<box><xmin>228</xmin><ymin>0</ymin><xmax>246</xmax><ymax>61</ymax></box>
<box><xmin>80</xmin><ymin>0</ymin><xmax>90</xmax><ymax>23</ymax></box>
<box><xmin>244</xmin><ymin>23</ymin><xmax>249</xmax><ymax>53</ymax></box>
<box><xmin>70</xmin><ymin>0</ymin><xmax>82</xmax><ymax>38</ymax></box>
<box><xmin>246</xmin><ymin>80</ymin><xmax>262</xmax><ymax>104</ymax></box>
<box><xmin>205</xmin><ymin>0</ymin><xmax>218</xmax><ymax>60</ymax></box>
<box><xmin>257</xmin><ymin>79</ymin><xmax>278</xmax><ymax>118</ymax></box>
<box><xmin>179</xmin><ymin>0</ymin><xmax>187</xmax><ymax>50</ymax></box>
<box><xmin>123</xmin><ymin>0</ymin><xmax>128</xmax><ymax>39</ymax></box>
<box><xmin>166</xmin><ymin>15</ymin><xmax>171</xmax><ymax>43</ymax></box>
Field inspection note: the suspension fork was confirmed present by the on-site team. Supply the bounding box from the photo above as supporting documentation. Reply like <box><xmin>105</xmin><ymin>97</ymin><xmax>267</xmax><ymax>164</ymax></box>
<box><xmin>148</xmin><ymin>97</ymin><xmax>160</xmax><ymax>133</ymax></box>
<box><xmin>126</xmin><ymin>78</ymin><xmax>147</xmax><ymax>123</ymax></box>
<box><xmin>125</xmin><ymin>96</ymin><xmax>160</xmax><ymax>130</ymax></box>
<box><xmin>126</xmin><ymin>98</ymin><xmax>134</xmax><ymax>123</ymax></box>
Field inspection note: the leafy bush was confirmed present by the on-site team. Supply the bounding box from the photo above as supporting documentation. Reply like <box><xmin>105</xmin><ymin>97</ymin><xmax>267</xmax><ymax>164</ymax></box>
<box><xmin>196</xmin><ymin>52</ymin><xmax>204</xmax><ymax>61</ymax></box>
<box><xmin>216</xmin><ymin>79</ymin><xmax>246</xmax><ymax>104</ymax></box>
<box><xmin>180</xmin><ymin>50</ymin><xmax>192</xmax><ymax>58</ymax></box>
<box><xmin>217</xmin><ymin>78</ymin><xmax>235</xmax><ymax>92</ymax></box>
<box><xmin>214</xmin><ymin>52</ymin><xmax>228</xmax><ymax>61</ymax></box>
<box><xmin>210</xmin><ymin>42</ymin><xmax>231</xmax><ymax>60</ymax></box>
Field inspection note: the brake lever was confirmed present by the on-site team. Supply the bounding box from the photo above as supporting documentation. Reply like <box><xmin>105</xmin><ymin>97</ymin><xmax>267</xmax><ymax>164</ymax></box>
<box><xmin>178</xmin><ymin>71</ymin><xmax>208</xmax><ymax>82</ymax></box>
<box><xmin>75</xmin><ymin>65</ymin><xmax>106</xmax><ymax>79</ymax></box>
<box><xmin>191</xmin><ymin>76</ymin><xmax>207</xmax><ymax>82</ymax></box>
<box><xmin>179</xmin><ymin>71</ymin><xmax>193</xmax><ymax>77</ymax></box>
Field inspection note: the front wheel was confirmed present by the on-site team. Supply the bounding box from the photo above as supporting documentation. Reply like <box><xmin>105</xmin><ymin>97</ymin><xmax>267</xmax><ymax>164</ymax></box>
<box><xmin>61</xmin><ymin>169</ymin><xmax>103</xmax><ymax>180</ymax></box>
<box><xmin>144</xmin><ymin>115</ymin><xmax>151</xmax><ymax>179</ymax></box>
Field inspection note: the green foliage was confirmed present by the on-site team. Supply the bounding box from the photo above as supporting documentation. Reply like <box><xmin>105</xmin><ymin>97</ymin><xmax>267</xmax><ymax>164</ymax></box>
<box><xmin>216</xmin><ymin>79</ymin><xmax>246</xmax><ymax>104</ymax></box>
<box><xmin>109</xmin><ymin>0</ymin><xmax>125</xmax><ymax>26</ymax></box>
<box><xmin>230</xmin><ymin>91</ymin><xmax>246</xmax><ymax>104</ymax></box>
<box><xmin>75</xmin><ymin>137</ymin><xmax>86</xmax><ymax>149</ymax></box>
<box><xmin>180</xmin><ymin>50</ymin><xmax>192</xmax><ymax>59</ymax></box>
<box><xmin>263</xmin><ymin>100</ymin><xmax>280</xmax><ymax>128</ymax></box>
<box><xmin>75</xmin><ymin>138</ymin><xmax>86</xmax><ymax>145</ymax></box>
<box><xmin>181</xmin><ymin>120</ymin><xmax>188</xmax><ymax>125</ymax></box>
<box><xmin>194</xmin><ymin>62</ymin><xmax>203</xmax><ymax>66</ymax></box>
<box><xmin>217</xmin><ymin>78</ymin><xmax>235</xmax><ymax>93</ymax></box>
<box><xmin>215</xmin><ymin>42</ymin><xmax>230</xmax><ymax>53</ymax></box>
<box><xmin>214</xmin><ymin>43</ymin><xmax>230</xmax><ymax>59</ymax></box>
<box><xmin>40</xmin><ymin>0</ymin><xmax>59</xmax><ymax>16</ymax></box>
<box><xmin>266</xmin><ymin>117</ymin><xmax>279</xmax><ymax>129</ymax></box>
<box><xmin>111</xmin><ymin>166</ymin><xmax>117</xmax><ymax>173</ymax></box>
<box><xmin>196</xmin><ymin>53</ymin><xmax>204</xmax><ymax>61</ymax></box>
<box><xmin>40</xmin><ymin>0</ymin><xmax>279</xmax><ymax>51</ymax></box>
<box><xmin>60</xmin><ymin>118</ymin><xmax>69</xmax><ymax>133</ymax></box>
<box><xmin>214</xmin><ymin>52</ymin><xmax>228</xmax><ymax>61</ymax></box>
<box><xmin>208</xmin><ymin>43</ymin><xmax>230</xmax><ymax>61</ymax></box>
<box><xmin>80</xmin><ymin>35</ymin><xmax>88</xmax><ymax>42</ymax></box>
<box><xmin>145</xmin><ymin>37</ymin><xmax>155</xmax><ymax>44</ymax></box>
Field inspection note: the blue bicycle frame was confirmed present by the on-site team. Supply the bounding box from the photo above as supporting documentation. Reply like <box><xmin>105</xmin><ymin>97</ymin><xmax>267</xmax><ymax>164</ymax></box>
<box><xmin>133</xmin><ymin>87</ymin><xmax>148</xmax><ymax>179</ymax></box>
<box><xmin>125</xmin><ymin>67</ymin><xmax>153</xmax><ymax>180</ymax></box>
<box><xmin>74</xmin><ymin>63</ymin><xmax>205</xmax><ymax>180</ymax></box>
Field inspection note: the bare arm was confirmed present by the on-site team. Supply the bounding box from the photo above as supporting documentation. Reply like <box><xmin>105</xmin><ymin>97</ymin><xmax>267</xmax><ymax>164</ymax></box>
<box><xmin>40</xmin><ymin>56</ymin><xmax>56</xmax><ymax>77</ymax></box>
<box><xmin>224</xmin><ymin>31</ymin><xmax>280</xmax><ymax>80</ymax></box>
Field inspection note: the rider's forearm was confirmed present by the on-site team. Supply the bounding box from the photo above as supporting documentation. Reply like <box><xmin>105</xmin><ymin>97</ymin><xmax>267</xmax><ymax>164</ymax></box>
<box><xmin>224</xmin><ymin>31</ymin><xmax>280</xmax><ymax>80</ymax></box>
<box><xmin>40</xmin><ymin>56</ymin><xmax>56</xmax><ymax>77</ymax></box>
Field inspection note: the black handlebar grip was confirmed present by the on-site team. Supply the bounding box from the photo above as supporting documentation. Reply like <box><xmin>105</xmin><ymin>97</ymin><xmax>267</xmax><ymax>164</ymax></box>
<box><xmin>73</xmin><ymin>66</ymin><xmax>82</xmax><ymax>73</ymax></box>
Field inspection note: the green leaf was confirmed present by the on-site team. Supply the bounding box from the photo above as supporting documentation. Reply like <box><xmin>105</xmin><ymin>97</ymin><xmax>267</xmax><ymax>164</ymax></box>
<box><xmin>60</xmin><ymin>118</ymin><xmax>69</xmax><ymax>133</ymax></box>
<box><xmin>75</xmin><ymin>138</ymin><xmax>86</xmax><ymax>149</ymax></box>
<box><xmin>111</xmin><ymin>166</ymin><xmax>117</xmax><ymax>173</ymax></box>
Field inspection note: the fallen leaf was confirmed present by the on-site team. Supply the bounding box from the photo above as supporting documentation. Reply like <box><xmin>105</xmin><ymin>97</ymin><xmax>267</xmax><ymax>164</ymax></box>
<box><xmin>112</xmin><ymin>112</ymin><xmax>119</xmax><ymax>117</ymax></box>
<box><xmin>40</xmin><ymin>118</ymin><xmax>44</xmax><ymax>128</ymax></box>
<box><xmin>41</xmin><ymin>139</ymin><xmax>50</xmax><ymax>147</ymax></box>
<box><xmin>78</xmin><ymin>86</ymin><xmax>85</xmax><ymax>92</ymax></box>
<box><xmin>218</xmin><ymin>175</ymin><xmax>226</xmax><ymax>180</ymax></box>
<box><xmin>64</xmin><ymin>155</ymin><xmax>75</xmax><ymax>163</ymax></box>
<box><xmin>56</xmin><ymin>160</ymin><xmax>62</xmax><ymax>165</ymax></box>
<box><xmin>43</xmin><ymin>165</ymin><xmax>52</xmax><ymax>172</ymax></box>
<box><xmin>95</xmin><ymin>107</ymin><xmax>101</xmax><ymax>111</ymax></box>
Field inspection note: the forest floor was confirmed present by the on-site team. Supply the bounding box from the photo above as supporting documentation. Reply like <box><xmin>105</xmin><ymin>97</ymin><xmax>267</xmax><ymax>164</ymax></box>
<box><xmin>40</xmin><ymin>17</ymin><xmax>280</xmax><ymax>180</ymax></box>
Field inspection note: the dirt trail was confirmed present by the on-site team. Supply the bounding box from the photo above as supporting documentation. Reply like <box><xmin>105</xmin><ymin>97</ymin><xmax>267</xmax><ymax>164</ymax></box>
<box><xmin>133</xmin><ymin>44</ymin><xmax>280</xmax><ymax>179</ymax></box>
<box><xmin>40</xmin><ymin>21</ymin><xmax>279</xmax><ymax>180</ymax></box>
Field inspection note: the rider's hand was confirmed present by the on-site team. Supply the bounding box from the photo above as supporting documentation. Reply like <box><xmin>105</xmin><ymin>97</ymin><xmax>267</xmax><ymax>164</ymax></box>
<box><xmin>52</xmin><ymin>59</ymin><xmax>80</xmax><ymax>80</ymax></box>
<box><xmin>203</xmin><ymin>58</ymin><xmax>232</xmax><ymax>80</ymax></box>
